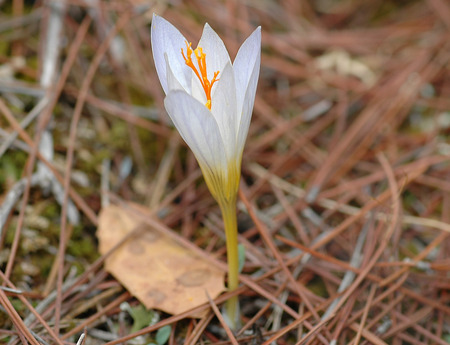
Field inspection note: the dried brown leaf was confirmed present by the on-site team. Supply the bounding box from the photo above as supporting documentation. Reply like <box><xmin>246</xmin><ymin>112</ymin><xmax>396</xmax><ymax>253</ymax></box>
<box><xmin>97</xmin><ymin>205</ymin><xmax>225</xmax><ymax>316</ymax></box>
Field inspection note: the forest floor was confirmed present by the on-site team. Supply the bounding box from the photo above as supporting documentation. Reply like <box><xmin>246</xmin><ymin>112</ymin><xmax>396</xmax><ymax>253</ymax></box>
<box><xmin>0</xmin><ymin>0</ymin><xmax>449</xmax><ymax>344</ymax></box>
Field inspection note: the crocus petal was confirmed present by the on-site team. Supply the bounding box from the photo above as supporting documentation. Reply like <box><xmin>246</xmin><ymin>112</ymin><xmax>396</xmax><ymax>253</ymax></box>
<box><xmin>165</xmin><ymin>54</ymin><xmax>186</xmax><ymax>93</ymax></box>
<box><xmin>164</xmin><ymin>90</ymin><xmax>228</xmax><ymax>181</ymax></box>
<box><xmin>211</xmin><ymin>62</ymin><xmax>237</xmax><ymax>162</ymax></box>
<box><xmin>190</xmin><ymin>72</ymin><xmax>207</xmax><ymax>105</ymax></box>
<box><xmin>197</xmin><ymin>23</ymin><xmax>231</xmax><ymax>81</ymax></box>
<box><xmin>233</xmin><ymin>27</ymin><xmax>261</xmax><ymax>119</ymax></box>
<box><xmin>236</xmin><ymin>49</ymin><xmax>260</xmax><ymax>158</ymax></box>
<box><xmin>234</xmin><ymin>27</ymin><xmax>261</xmax><ymax>157</ymax></box>
<box><xmin>151</xmin><ymin>14</ymin><xmax>191</xmax><ymax>93</ymax></box>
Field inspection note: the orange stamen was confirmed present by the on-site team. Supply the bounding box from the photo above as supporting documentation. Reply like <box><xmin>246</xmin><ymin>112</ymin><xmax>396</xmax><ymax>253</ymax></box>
<box><xmin>181</xmin><ymin>41</ymin><xmax>220</xmax><ymax>110</ymax></box>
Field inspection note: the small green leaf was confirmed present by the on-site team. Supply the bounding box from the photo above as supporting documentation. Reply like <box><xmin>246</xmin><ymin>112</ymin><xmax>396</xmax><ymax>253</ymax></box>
<box><xmin>238</xmin><ymin>244</ymin><xmax>246</xmax><ymax>273</ymax></box>
<box><xmin>128</xmin><ymin>304</ymin><xmax>156</xmax><ymax>333</ymax></box>
<box><xmin>156</xmin><ymin>325</ymin><xmax>171</xmax><ymax>345</ymax></box>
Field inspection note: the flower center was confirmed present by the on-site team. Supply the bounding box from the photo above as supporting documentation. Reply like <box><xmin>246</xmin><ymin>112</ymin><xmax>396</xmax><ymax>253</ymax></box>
<box><xmin>181</xmin><ymin>41</ymin><xmax>220</xmax><ymax>110</ymax></box>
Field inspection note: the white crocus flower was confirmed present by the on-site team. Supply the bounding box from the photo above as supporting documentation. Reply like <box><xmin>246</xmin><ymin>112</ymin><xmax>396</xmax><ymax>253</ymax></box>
<box><xmin>151</xmin><ymin>14</ymin><xmax>260</xmax><ymax>329</ymax></box>
<box><xmin>151</xmin><ymin>14</ymin><xmax>261</xmax><ymax>204</ymax></box>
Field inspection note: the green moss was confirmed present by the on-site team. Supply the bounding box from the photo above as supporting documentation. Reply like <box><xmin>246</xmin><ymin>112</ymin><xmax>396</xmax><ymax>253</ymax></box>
<box><xmin>67</xmin><ymin>235</ymin><xmax>97</xmax><ymax>259</ymax></box>
<box><xmin>307</xmin><ymin>276</ymin><xmax>329</xmax><ymax>298</ymax></box>
<box><xmin>0</xmin><ymin>152</ymin><xmax>28</xmax><ymax>190</ymax></box>
<box><xmin>0</xmin><ymin>40</ymin><xmax>9</xmax><ymax>55</ymax></box>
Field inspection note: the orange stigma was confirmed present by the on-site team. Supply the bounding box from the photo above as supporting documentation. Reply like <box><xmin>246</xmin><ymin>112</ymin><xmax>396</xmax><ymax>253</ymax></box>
<box><xmin>181</xmin><ymin>41</ymin><xmax>220</xmax><ymax>110</ymax></box>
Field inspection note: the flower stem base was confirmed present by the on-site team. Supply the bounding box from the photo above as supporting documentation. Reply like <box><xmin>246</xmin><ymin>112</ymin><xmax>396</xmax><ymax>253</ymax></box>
<box><xmin>219</xmin><ymin>199</ymin><xmax>240</xmax><ymax>331</ymax></box>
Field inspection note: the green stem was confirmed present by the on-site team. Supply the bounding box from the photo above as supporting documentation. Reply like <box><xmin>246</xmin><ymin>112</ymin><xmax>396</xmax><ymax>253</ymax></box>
<box><xmin>219</xmin><ymin>198</ymin><xmax>240</xmax><ymax>330</ymax></box>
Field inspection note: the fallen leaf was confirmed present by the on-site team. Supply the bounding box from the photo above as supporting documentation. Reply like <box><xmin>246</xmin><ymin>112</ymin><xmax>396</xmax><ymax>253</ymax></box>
<box><xmin>97</xmin><ymin>204</ymin><xmax>225</xmax><ymax>316</ymax></box>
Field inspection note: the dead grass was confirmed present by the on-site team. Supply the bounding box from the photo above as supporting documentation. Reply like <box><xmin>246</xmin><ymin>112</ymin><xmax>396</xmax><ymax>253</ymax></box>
<box><xmin>0</xmin><ymin>0</ymin><xmax>449</xmax><ymax>344</ymax></box>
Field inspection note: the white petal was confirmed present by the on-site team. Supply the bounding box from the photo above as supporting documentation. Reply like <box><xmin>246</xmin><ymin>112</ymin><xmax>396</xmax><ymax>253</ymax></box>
<box><xmin>190</xmin><ymin>73</ymin><xmax>207</xmax><ymax>105</ymax></box>
<box><xmin>197</xmin><ymin>23</ymin><xmax>231</xmax><ymax>81</ymax></box>
<box><xmin>233</xmin><ymin>27</ymin><xmax>261</xmax><ymax>117</ymax></box>
<box><xmin>236</xmin><ymin>48</ymin><xmax>260</xmax><ymax>158</ymax></box>
<box><xmin>164</xmin><ymin>90</ymin><xmax>228</xmax><ymax>178</ymax></box>
<box><xmin>211</xmin><ymin>62</ymin><xmax>237</xmax><ymax>162</ymax></box>
<box><xmin>151</xmin><ymin>14</ymin><xmax>191</xmax><ymax>94</ymax></box>
<box><xmin>165</xmin><ymin>54</ymin><xmax>185</xmax><ymax>92</ymax></box>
